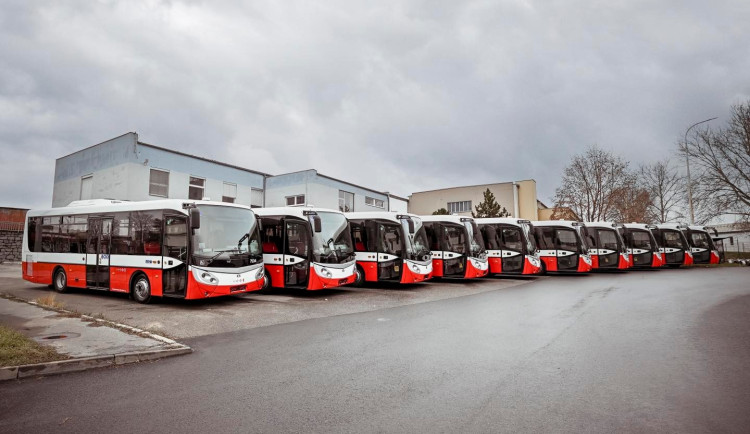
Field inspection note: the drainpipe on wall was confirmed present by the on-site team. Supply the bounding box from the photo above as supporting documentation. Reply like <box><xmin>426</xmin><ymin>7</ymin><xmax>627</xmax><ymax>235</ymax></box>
<box><xmin>512</xmin><ymin>182</ymin><xmax>520</xmax><ymax>218</ymax></box>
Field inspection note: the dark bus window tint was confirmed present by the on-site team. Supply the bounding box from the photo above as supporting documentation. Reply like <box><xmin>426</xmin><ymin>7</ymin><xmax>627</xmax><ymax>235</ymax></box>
<box><xmin>631</xmin><ymin>231</ymin><xmax>652</xmax><ymax>249</ymax></box>
<box><xmin>131</xmin><ymin>210</ymin><xmax>163</xmax><ymax>255</ymax></box>
<box><xmin>690</xmin><ymin>232</ymin><xmax>711</xmax><ymax>249</ymax></box>
<box><xmin>380</xmin><ymin>224</ymin><xmax>403</xmax><ymax>256</ymax></box>
<box><xmin>481</xmin><ymin>225</ymin><xmax>501</xmax><ymax>250</ymax></box>
<box><xmin>27</xmin><ymin>217</ymin><xmax>37</xmax><ymax>251</ymax></box>
<box><xmin>598</xmin><ymin>229</ymin><xmax>618</xmax><ymax>250</ymax></box>
<box><xmin>62</xmin><ymin>215</ymin><xmax>87</xmax><ymax>253</ymax></box>
<box><xmin>444</xmin><ymin>225</ymin><xmax>466</xmax><ymax>253</ymax></box>
<box><xmin>502</xmin><ymin>227</ymin><xmax>523</xmax><ymax>251</ymax></box>
<box><xmin>556</xmin><ymin>229</ymin><xmax>578</xmax><ymax>252</ymax></box>
<box><xmin>663</xmin><ymin>231</ymin><xmax>683</xmax><ymax>249</ymax></box>
<box><xmin>260</xmin><ymin>217</ymin><xmax>284</xmax><ymax>253</ymax></box>
<box><xmin>350</xmin><ymin>221</ymin><xmax>367</xmax><ymax>251</ymax></box>
<box><xmin>110</xmin><ymin>212</ymin><xmax>131</xmax><ymax>255</ymax></box>
<box><xmin>424</xmin><ymin>223</ymin><xmax>440</xmax><ymax>251</ymax></box>
<box><xmin>537</xmin><ymin>227</ymin><xmax>556</xmax><ymax>250</ymax></box>
<box><xmin>286</xmin><ymin>221</ymin><xmax>310</xmax><ymax>258</ymax></box>
<box><xmin>41</xmin><ymin>217</ymin><xmax>60</xmax><ymax>253</ymax></box>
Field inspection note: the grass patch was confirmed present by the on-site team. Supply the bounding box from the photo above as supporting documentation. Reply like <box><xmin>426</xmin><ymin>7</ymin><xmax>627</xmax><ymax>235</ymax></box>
<box><xmin>34</xmin><ymin>294</ymin><xmax>65</xmax><ymax>310</ymax></box>
<box><xmin>0</xmin><ymin>325</ymin><xmax>69</xmax><ymax>367</ymax></box>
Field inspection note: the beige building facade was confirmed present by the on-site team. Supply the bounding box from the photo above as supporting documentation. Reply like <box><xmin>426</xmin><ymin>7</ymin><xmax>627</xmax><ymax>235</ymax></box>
<box><xmin>408</xmin><ymin>180</ymin><xmax>539</xmax><ymax>220</ymax></box>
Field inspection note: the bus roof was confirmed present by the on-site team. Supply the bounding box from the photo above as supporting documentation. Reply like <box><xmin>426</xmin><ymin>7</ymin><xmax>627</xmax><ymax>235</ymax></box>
<box><xmin>622</xmin><ymin>223</ymin><xmax>657</xmax><ymax>230</ymax></box>
<box><xmin>532</xmin><ymin>220</ymin><xmax>584</xmax><ymax>228</ymax></box>
<box><xmin>254</xmin><ymin>206</ymin><xmax>344</xmax><ymax>218</ymax></box>
<box><xmin>344</xmin><ymin>211</ymin><xmax>421</xmax><ymax>222</ymax></box>
<box><xmin>26</xmin><ymin>199</ymin><xmax>252</xmax><ymax>217</ymax></box>
<box><xmin>419</xmin><ymin>215</ymin><xmax>475</xmax><ymax>224</ymax></box>
<box><xmin>474</xmin><ymin>217</ymin><xmax>531</xmax><ymax>226</ymax></box>
<box><xmin>583</xmin><ymin>221</ymin><xmax>623</xmax><ymax>229</ymax></box>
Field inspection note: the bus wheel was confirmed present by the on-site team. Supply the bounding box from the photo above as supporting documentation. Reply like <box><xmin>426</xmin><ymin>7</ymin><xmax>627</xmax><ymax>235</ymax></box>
<box><xmin>52</xmin><ymin>268</ymin><xmax>68</xmax><ymax>293</ymax></box>
<box><xmin>132</xmin><ymin>274</ymin><xmax>152</xmax><ymax>304</ymax></box>
<box><xmin>353</xmin><ymin>266</ymin><xmax>364</xmax><ymax>287</ymax></box>
<box><xmin>261</xmin><ymin>270</ymin><xmax>271</xmax><ymax>291</ymax></box>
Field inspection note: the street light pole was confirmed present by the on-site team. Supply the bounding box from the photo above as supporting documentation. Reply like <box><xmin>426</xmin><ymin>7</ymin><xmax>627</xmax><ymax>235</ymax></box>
<box><xmin>684</xmin><ymin>117</ymin><xmax>717</xmax><ymax>225</ymax></box>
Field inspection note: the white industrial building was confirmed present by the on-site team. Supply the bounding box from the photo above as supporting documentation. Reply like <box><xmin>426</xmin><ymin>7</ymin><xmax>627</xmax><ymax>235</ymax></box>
<box><xmin>52</xmin><ymin>132</ymin><xmax>408</xmax><ymax>212</ymax></box>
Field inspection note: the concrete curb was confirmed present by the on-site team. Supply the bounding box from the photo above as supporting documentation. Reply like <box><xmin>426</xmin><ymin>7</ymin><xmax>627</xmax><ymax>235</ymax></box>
<box><xmin>1</xmin><ymin>297</ymin><xmax>193</xmax><ymax>381</ymax></box>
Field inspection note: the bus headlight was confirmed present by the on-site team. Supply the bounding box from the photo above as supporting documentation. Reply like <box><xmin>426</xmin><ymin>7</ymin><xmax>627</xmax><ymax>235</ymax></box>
<box><xmin>197</xmin><ymin>271</ymin><xmax>219</xmax><ymax>285</ymax></box>
<box><xmin>319</xmin><ymin>267</ymin><xmax>333</xmax><ymax>279</ymax></box>
<box><xmin>410</xmin><ymin>263</ymin><xmax>420</xmax><ymax>273</ymax></box>
<box><xmin>255</xmin><ymin>268</ymin><xmax>264</xmax><ymax>281</ymax></box>
<box><xmin>583</xmin><ymin>255</ymin><xmax>592</xmax><ymax>265</ymax></box>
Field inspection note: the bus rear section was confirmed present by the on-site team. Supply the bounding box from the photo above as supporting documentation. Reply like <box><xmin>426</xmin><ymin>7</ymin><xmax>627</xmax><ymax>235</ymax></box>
<box><xmin>420</xmin><ymin>216</ymin><xmax>489</xmax><ymax>279</ymax></box>
<box><xmin>682</xmin><ymin>225</ymin><xmax>721</xmax><ymax>264</ymax></box>
<box><xmin>583</xmin><ymin>222</ymin><xmax>631</xmax><ymax>271</ymax></box>
<box><xmin>532</xmin><ymin>221</ymin><xmax>592</xmax><ymax>273</ymax></box>
<box><xmin>346</xmin><ymin>212</ymin><xmax>433</xmax><ymax>285</ymax></box>
<box><xmin>650</xmin><ymin>224</ymin><xmax>693</xmax><ymax>267</ymax></box>
<box><xmin>257</xmin><ymin>208</ymin><xmax>357</xmax><ymax>290</ymax></box>
<box><xmin>476</xmin><ymin>218</ymin><xmax>542</xmax><ymax>275</ymax></box>
<box><xmin>22</xmin><ymin>199</ymin><xmax>266</xmax><ymax>303</ymax></box>
<box><xmin>620</xmin><ymin>224</ymin><xmax>663</xmax><ymax>269</ymax></box>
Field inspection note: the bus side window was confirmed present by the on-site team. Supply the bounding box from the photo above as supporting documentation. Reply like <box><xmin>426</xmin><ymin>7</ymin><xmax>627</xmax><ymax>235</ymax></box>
<box><xmin>350</xmin><ymin>222</ymin><xmax>367</xmax><ymax>251</ymax></box>
<box><xmin>260</xmin><ymin>217</ymin><xmax>283</xmax><ymax>253</ymax></box>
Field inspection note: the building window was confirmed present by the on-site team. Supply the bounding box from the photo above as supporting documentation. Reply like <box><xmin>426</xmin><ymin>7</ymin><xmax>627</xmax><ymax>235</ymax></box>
<box><xmin>339</xmin><ymin>190</ymin><xmax>354</xmax><ymax>212</ymax></box>
<box><xmin>365</xmin><ymin>196</ymin><xmax>385</xmax><ymax>209</ymax></box>
<box><xmin>251</xmin><ymin>188</ymin><xmax>264</xmax><ymax>208</ymax></box>
<box><xmin>223</xmin><ymin>182</ymin><xmax>237</xmax><ymax>203</ymax></box>
<box><xmin>286</xmin><ymin>195</ymin><xmax>305</xmax><ymax>206</ymax></box>
<box><xmin>80</xmin><ymin>175</ymin><xmax>93</xmax><ymax>200</ymax></box>
<box><xmin>149</xmin><ymin>169</ymin><xmax>169</xmax><ymax>197</ymax></box>
<box><xmin>189</xmin><ymin>176</ymin><xmax>205</xmax><ymax>200</ymax></box>
<box><xmin>448</xmin><ymin>201</ymin><xmax>472</xmax><ymax>214</ymax></box>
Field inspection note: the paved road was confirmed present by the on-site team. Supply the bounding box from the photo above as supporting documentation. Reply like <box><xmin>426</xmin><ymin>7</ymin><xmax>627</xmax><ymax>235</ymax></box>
<box><xmin>1</xmin><ymin>267</ymin><xmax>748</xmax><ymax>433</ymax></box>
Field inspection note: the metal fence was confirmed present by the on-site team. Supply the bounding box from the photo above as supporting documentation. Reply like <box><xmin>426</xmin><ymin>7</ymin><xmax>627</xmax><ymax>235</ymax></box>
<box><xmin>0</xmin><ymin>221</ymin><xmax>24</xmax><ymax>232</ymax></box>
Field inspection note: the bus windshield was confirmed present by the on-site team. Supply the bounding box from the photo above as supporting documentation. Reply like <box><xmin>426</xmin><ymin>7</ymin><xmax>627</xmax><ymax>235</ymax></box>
<box><xmin>662</xmin><ymin>229</ymin><xmax>688</xmax><ymax>249</ymax></box>
<box><xmin>690</xmin><ymin>231</ymin><xmax>713</xmax><ymax>249</ymax></box>
<box><xmin>311</xmin><ymin>212</ymin><xmax>355</xmax><ymax>264</ymax></box>
<box><xmin>192</xmin><ymin>205</ymin><xmax>262</xmax><ymax>268</ymax></box>
<box><xmin>400</xmin><ymin>217</ymin><xmax>431</xmax><ymax>262</ymax></box>
<box><xmin>463</xmin><ymin>220</ymin><xmax>486</xmax><ymax>257</ymax></box>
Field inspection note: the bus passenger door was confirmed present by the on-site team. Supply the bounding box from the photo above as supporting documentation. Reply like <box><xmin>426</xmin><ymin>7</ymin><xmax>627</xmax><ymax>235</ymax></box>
<box><xmin>500</xmin><ymin>226</ymin><xmax>524</xmax><ymax>273</ymax></box>
<box><xmin>162</xmin><ymin>215</ymin><xmax>187</xmax><ymax>296</ymax></box>
<box><xmin>377</xmin><ymin>223</ymin><xmax>403</xmax><ymax>281</ymax></box>
<box><xmin>555</xmin><ymin>229</ymin><xmax>579</xmax><ymax>271</ymax></box>
<box><xmin>86</xmin><ymin>217</ymin><xmax>112</xmax><ymax>289</ymax></box>
<box><xmin>284</xmin><ymin>221</ymin><xmax>310</xmax><ymax>288</ymax></box>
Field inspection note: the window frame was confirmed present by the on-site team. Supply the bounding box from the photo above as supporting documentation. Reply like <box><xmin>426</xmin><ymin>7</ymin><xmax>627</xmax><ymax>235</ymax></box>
<box><xmin>222</xmin><ymin>182</ymin><xmax>237</xmax><ymax>204</ymax></box>
<box><xmin>447</xmin><ymin>201</ymin><xmax>472</xmax><ymax>214</ymax></box>
<box><xmin>149</xmin><ymin>168</ymin><xmax>170</xmax><ymax>198</ymax></box>
<box><xmin>188</xmin><ymin>176</ymin><xmax>206</xmax><ymax>200</ymax></box>
<box><xmin>365</xmin><ymin>196</ymin><xmax>385</xmax><ymax>209</ymax></box>
<box><xmin>285</xmin><ymin>194</ymin><xmax>306</xmax><ymax>206</ymax></box>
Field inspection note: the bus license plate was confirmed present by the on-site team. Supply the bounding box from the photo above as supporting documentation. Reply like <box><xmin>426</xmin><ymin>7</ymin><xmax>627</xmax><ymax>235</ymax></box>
<box><xmin>339</xmin><ymin>278</ymin><xmax>349</xmax><ymax>285</ymax></box>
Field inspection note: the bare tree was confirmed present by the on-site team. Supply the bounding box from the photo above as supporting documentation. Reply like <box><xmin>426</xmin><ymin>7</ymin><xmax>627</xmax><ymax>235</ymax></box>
<box><xmin>611</xmin><ymin>184</ymin><xmax>652</xmax><ymax>223</ymax></box>
<box><xmin>553</xmin><ymin>145</ymin><xmax>636</xmax><ymax>222</ymax></box>
<box><xmin>641</xmin><ymin>160</ymin><xmax>685</xmax><ymax>223</ymax></box>
<box><xmin>681</xmin><ymin>101</ymin><xmax>750</xmax><ymax>222</ymax></box>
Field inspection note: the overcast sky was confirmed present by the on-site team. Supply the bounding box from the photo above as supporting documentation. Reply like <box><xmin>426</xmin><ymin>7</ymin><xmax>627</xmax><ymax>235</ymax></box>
<box><xmin>1</xmin><ymin>0</ymin><xmax>748</xmax><ymax>210</ymax></box>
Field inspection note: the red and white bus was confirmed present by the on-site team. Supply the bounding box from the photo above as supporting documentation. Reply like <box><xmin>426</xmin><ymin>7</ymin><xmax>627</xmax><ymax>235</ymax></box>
<box><xmin>619</xmin><ymin>223</ymin><xmax>663</xmax><ymax>269</ymax></box>
<box><xmin>681</xmin><ymin>225</ymin><xmax>720</xmax><ymax>265</ymax></box>
<box><xmin>475</xmin><ymin>218</ymin><xmax>542</xmax><ymax>275</ymax></box>
<box><xmin>420</xmin><ymin>215</ymin><xmax>489</xmax><ymax>279</ymax></box>
<box><xmin>22</xmin><ymin>199</ymin><xmax>266</xmax><ymax>303</ymax></box>
<box><xmin>532</xmin><ymin>221</ymin><xmax>593</xmax><ymax>273</ymax></box>
<box><xmin>649</xmin><ymin>224</ymin><xmax>693</xmax><ymax>267</ymax></box>
<box><xmin>582</xmin><ymin>222</ymin><xmax>631</xmax><ymax>271</ymax></box>
<box><xmin>345</xmin><ymin>212</ymin><xmax>433</xmax><ymax>285</ymax></box>
<box><xmin>256</xmin><ymin>207</ymin><xmax>357</xmax><ymax>290</ymax></box>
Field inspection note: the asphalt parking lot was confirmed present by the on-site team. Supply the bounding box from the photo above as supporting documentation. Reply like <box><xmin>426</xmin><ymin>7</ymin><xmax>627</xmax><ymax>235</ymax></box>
<box><xmin>0</xmin><ymin>263</ymin><xmax>535</xmax><ymax>339</ymax></box>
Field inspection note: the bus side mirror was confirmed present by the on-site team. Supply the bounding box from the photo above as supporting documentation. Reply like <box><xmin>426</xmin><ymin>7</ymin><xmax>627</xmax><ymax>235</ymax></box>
<box><xmin>408</xmin><ymin>220</ymin><xmax>415</xmax><ymax>234</ymax></box>
<box><xmin>190</xmin><ymin>208</ymin><xmax>201</xmax><ymax>230</ymax></box>
<box><xmin>312</xmin><ymin>216</ymin><xmax>322</xmax><ymax>233</ymax></box>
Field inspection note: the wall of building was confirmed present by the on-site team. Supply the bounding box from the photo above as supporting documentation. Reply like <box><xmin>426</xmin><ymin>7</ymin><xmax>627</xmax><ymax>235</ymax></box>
<box><xmin>265</xmin><ymin>170</ymin><xmax>390</xmax><ymax>212</ymax></box>
<box><xmin>388</xmin><ymin>196</ymin><xmax>408</xmax><ymax>212</ymax></box>
<box><xmin>407</xmin><ymin>180</ymin><xmax>538</xmax><ymax>219</ymax></box>
<box><xmin>52</xmin><ymin>133</ymin><xmax>265</xmax><ymax>207</ymax></box>
<box><xmin>0</xmin><ymin>230</ymin><xmax>22</xmax><ymax>263</ymax></box>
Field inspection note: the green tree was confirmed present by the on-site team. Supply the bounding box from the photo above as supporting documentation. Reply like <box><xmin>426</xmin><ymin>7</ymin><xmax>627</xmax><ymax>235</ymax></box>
<box><xmin>472</xmin><ymin>188</ymin><xmax>510</xmax><ymax>218</ymax></box>
<box><xmin>432</xmin><ymin>208</ymin><xmax>450</xmax><ymax>215</ymax></box>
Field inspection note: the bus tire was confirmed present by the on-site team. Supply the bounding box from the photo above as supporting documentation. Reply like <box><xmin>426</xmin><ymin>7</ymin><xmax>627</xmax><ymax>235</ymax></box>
<box><xmin>52</xmin><ymin>268</ymin><xmax>68</xmax><ymax>293</ymax></box>
<box><xmin>261</xmin><ymin>269</ymin><xmax>271</xmax><ymax>291</ymax></box>
<box><xmin>131</xmin><ymin>274</ymin><xmax>152</xmax><ymax>304</ymax></box>
<box><xmin>353</xmin><ymin>265</ymin><xmax>364</xmax><ymax>287</ymax></box>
